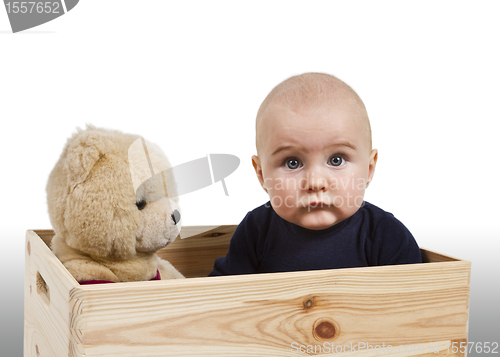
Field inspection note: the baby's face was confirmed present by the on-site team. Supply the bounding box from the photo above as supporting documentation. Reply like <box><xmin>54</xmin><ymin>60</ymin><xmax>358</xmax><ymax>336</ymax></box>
<box><xmin>253</xmin><ymin>101</ymin><xmax>377</xmax><ymax>230</ymax></box>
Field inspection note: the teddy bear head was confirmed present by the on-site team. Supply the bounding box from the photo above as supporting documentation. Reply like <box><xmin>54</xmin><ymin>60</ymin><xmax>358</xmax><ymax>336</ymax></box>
<box><xmin>46</xmin><ymin>125</ymin><xmax>181</xmax><ymax>260</ymax></box>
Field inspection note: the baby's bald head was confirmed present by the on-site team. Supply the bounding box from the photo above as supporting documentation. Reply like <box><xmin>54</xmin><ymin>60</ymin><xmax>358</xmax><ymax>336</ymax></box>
<box><xmin>256</xmin><ymin>73</ymin><xmax>371</xmax><ymax>155</ymax></box>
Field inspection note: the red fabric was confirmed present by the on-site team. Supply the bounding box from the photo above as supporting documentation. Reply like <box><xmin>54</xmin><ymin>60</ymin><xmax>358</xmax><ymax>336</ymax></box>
<box><xmin>79</xmin><ymin>269</ymin><xmax>161</xmax><ymax>285</ymax></box>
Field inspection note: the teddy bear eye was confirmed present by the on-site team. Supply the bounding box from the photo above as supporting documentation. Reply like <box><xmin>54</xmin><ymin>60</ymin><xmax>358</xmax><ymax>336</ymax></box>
<box><xmin>136</xmin><ymin>199</ymin><xmax>146</xmax><ymax>210</ymax></box>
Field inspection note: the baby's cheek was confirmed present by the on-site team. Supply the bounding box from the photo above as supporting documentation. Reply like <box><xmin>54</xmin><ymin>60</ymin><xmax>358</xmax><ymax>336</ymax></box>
<box><xmin>273</xmin><ymin>201</ymin><xmax>298</xmax><ymax>225</ymax></box>
<box><xmin>343</xmin><ymin>186</ymin><xmax>366</xmax><ymax>211</ymax></box>
<box><xmin>267</xmin><ymin>187</ymin><xmax>294</xmax><ymax>212</ymax></box>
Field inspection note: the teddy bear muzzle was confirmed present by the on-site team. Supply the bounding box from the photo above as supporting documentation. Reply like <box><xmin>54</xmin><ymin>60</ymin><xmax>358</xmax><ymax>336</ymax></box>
<box><xmin>134</xmin><ymin>197</ymin><xmax>182</xmax><ymax>253</ymax></box>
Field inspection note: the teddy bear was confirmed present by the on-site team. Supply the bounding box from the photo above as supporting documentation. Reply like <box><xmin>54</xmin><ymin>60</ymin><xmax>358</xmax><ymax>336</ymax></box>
<box><xmin>46</xmin><ymin>125</ymin><xmax>185</xmax><ymax>283</ymax></box>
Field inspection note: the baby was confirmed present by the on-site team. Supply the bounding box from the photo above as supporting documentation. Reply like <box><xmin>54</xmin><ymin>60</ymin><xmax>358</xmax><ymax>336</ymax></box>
<box><xmin>209</xmin><ymin>72</ymin><xmax>421</xmax><ymax>276</ymax></box>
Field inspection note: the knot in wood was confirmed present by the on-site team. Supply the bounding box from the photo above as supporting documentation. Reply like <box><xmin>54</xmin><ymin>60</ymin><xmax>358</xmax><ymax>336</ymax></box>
<box><xmin>314</xmin><ymin>320</ymin><xmax>336</xmax><ymax>340</ymax></box>
<box><xmin>303</xmin><ymin>299</ymin><xmax>314</xmax><ymax>309</ymax></box>
<box><xmin>210</xmin><ymin>232</ymin><xmax>223</xmax><ymax>237</ymax></box>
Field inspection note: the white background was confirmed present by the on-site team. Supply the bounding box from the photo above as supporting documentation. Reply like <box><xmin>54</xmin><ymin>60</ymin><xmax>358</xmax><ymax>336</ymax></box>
<box><xmin>1</xmin><ymin>1</ymin><xmax>499</xmax><ymax>354</ymax></box>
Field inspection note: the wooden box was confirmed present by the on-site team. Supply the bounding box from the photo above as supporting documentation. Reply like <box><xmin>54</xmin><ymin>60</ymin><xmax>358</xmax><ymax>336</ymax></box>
<box><xmin>24</xmin><ymin>227</ymin><xmax>470</xmax><ymax>357</ymax></box>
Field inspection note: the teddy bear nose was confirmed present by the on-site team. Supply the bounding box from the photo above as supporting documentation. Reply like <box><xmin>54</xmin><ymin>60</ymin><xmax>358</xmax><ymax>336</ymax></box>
<box><xmin>171</xmin><ymin>209</ymin><xmax>181</xmax><ymax>225</ymax></box>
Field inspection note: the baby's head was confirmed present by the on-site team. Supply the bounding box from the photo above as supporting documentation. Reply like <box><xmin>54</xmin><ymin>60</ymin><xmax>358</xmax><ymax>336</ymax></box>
<box><xmin>252</xmin><ymin>72</ymin><xmax>378</xmax><ymax>230</ymax></box>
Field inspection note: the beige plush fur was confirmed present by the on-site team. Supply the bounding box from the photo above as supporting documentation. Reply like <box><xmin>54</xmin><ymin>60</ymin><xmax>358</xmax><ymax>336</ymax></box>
<box><xmin>46</xmin><ymin>125</ymin><xmax>184</xmax><ymax>282</ymax></box>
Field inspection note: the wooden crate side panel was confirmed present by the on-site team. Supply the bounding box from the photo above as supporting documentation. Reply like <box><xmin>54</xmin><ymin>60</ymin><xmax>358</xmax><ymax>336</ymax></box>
<box><xmin>157</xmin><ymin>225</ymin><xmax>234</xmax><ymax>278</ymax></box>
<box><xmin>158</xmin><ymin>226</ymin><xmax>468</xmax><ymax>278</ymax></box>
<box><xmin>31</xmin><ymin>228</ymin><xmax>468</xmax><ymax>279</ymax></box>
<box><xmin>31</xmin><ymin>226</ymin><xmax>234</xmax><ymax>279</ymax></box>
<box><xmin>420</xmin><ymin>248</ymin><xmax>462</xmax><ymax>263</ymax></box>
<box><xmin>33</xmin><ymin>229</ymin><xmax>56</xmax><ymax>248</ymax></box>
<box><xmin>70</xmin><ymin>261</ymin><xmax>470</xmax><ymax>357</ymax></box>
<box><xmin>24</xmin><ymin>230</ymin><xmax>79</xmax><ymax>357</ymax></box>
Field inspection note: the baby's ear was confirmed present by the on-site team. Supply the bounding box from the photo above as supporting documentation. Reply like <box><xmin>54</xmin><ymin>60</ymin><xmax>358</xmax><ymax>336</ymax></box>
<box><xmin>252</xmin><ymin>155</ymin><xmax>267</xmax><ymax>193</ymax></box>
<box><xmin>64</xmin><ymin>128</ymin><xmax>114</xmax><ymax>188</ymax></box>
<box><xmin>366</xmin><ymin>149</ymin><xmax>378</xmax><ymax>187</ymax></box>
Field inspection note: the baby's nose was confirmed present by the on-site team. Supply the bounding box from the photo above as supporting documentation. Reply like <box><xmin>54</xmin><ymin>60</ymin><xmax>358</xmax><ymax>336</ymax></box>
<box><xmin>308</xmin><ymin>181</ymin><xmax>326</xmax><ymax>192</ymax></box>
<box><xmin>304</xmin><ymin>172</ymin><xmax>328</xmax><ymax>191</ymax></box>
<box><xmin>171</xmin><ymin>209</ymin><xmax>181</xmax><ymax>225</ymax></box>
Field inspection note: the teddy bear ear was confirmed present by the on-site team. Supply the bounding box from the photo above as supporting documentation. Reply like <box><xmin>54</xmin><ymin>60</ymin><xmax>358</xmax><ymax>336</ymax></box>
<box><xmin>64</xmin><ymin>127</ymin><xmax>113</xmax><ymax>188</ymax></box>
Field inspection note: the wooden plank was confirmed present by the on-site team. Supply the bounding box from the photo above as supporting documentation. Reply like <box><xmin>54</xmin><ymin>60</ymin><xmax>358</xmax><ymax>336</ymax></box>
<box><xmin>33</xmin><ymin>229</ymin><xmax>56</xmax><ymax>248</ymax></box>
<box><xmin>24</xmin><ymin>230</ymin><xmax>79</xmax><ymax>357</ymax></box>
<box><xmin>34</xmin><ymin>226</ymin><xmax>470</xmax><ymax>278</ymax></box>
<box><xmin>34</xmin><ymin>228</ymin><xmax>469</xmax><ymax>276</ymax></box>
<box><xmin>69</xmin><ymin>260</ymin><xmax>470</xmax><ymax>357</ymax></box>
<box><xmin>32</xmin><ymin>226</ymin><xmax>234</xmax><ymax>279</ymax></box>
<box><xmin>158</xmin><ymin>225</ymin><xmax>234</xmax><ymax>278</ymax></box>
<box><xmin>25</xmin><ymin>229</ymin><xmax>470</xmax><ymax>357</ymax></box>
<box><xmin>420</xmin><ymin>248</ymin><xmax>463</xmax><ymax>263</ymax></box>
<box><xmin>178</xmin><ymin>225</ymin><xmax>235</xmax><ymax>240</ymax></box>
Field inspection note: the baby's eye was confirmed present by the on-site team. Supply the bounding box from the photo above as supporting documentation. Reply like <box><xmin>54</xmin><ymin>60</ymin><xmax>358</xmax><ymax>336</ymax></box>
<box><xmin>136</xmin><ymin>199</ymin><xmax>147</xmax><ymax>210</ymax></box>
<box><xmin>329</xmin><ymin>155</ymin><xmax>345</xmax><ymax>167</ymax></box>
<box><xmin>285</xmin><ymin>158</ymin><xmax>302</xmax><ymax>170</ymax></box>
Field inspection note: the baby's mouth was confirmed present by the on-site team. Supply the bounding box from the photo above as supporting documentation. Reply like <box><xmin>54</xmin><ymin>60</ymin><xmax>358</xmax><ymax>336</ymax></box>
<box><xmin>306</xmin><ymin>201</ymin><xmax>331</xmax><ymax>208</ymax></box>
<box><xmin>299</xmin><ymin>195</ymin><xmax>334</xmax><ymax>208</ymax></box>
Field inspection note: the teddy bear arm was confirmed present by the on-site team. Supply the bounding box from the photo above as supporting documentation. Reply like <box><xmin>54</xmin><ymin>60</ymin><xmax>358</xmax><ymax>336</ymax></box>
<box><xmin>63</xmin><ymin>259</ymin><xmax>119</xmax><ymax>283</ymax></box>
<box><xmin>51</xmin><ymin>234</ymin><xmax>119</xmax><ymax>282</ymax></box>
<box><xmin>157</xmin><ymin>258</ymin><xmax>185</xmax><ymax>279</ymax></box>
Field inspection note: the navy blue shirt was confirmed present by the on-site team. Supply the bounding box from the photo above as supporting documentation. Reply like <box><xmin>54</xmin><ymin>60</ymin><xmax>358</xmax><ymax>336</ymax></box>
<box><xmin>209</xmin><ymin>201</ymin><xmax>422</xmax><ymax>276</ymax></box>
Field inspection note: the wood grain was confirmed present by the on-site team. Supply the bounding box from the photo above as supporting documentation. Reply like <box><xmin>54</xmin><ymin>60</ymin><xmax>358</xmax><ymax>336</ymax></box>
<box><xmin>30</xmin><ymin>226</ymin><xmax>465</xmax><ymax>277</ymax></box>
<box><xmin>24</xmin><ymin>230</ymin><xmax>78</xmax><ymax>357</ymax></box>
<box><xmin>24</xmin><ymin>229</ymin><xmax>471</xmax><ymax>357</ymax></box>
<box><xmin>420</xmin><ymin>248</ymin><xmax>461</xmax><ymax>263</ymax></box>
<box><xmin>158</xmin><ymin>225</ymin><xmax>234</xmax><ymax>278</ymax></box>
<box><xmin>68</xmin><ymin>261</ymin><xmax>469</xmax><ymax>356</ymax></box>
